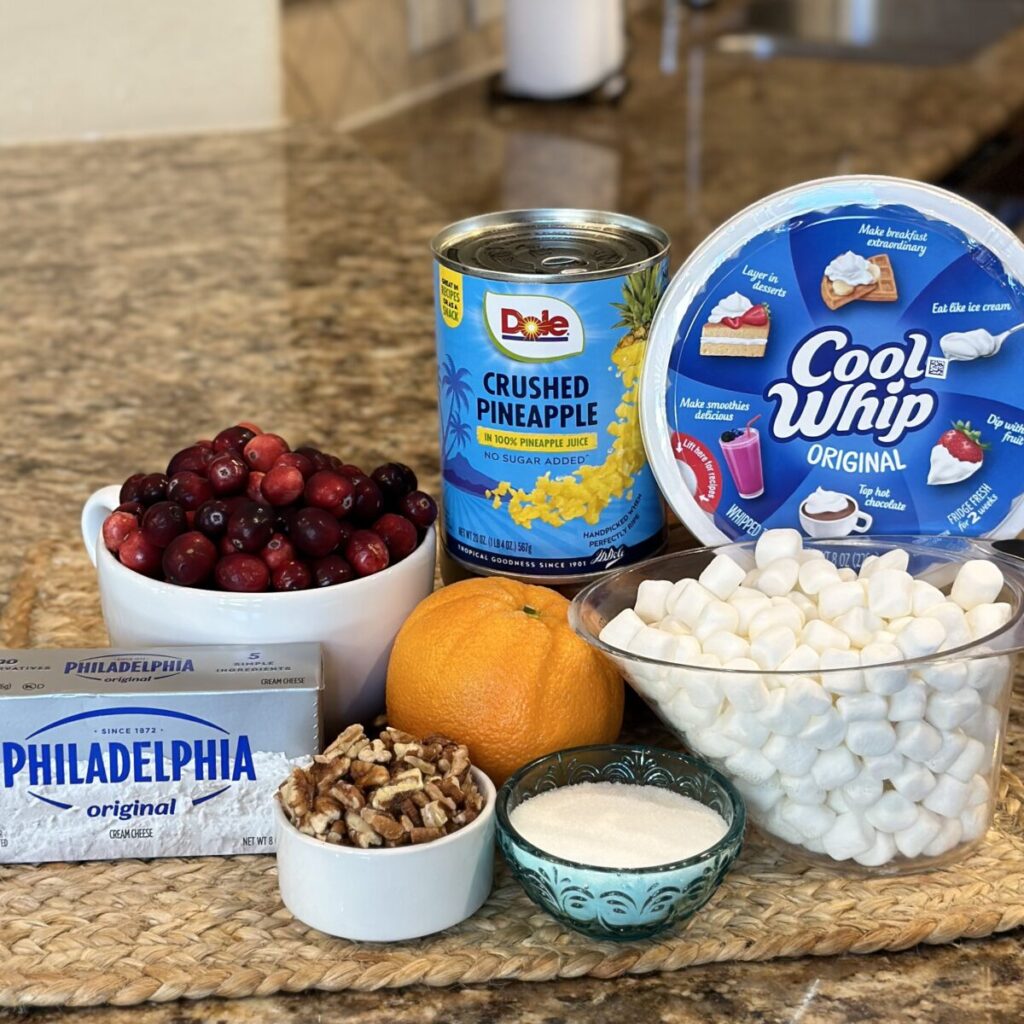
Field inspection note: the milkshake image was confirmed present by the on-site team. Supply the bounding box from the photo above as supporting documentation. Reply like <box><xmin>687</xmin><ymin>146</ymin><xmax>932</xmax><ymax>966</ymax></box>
<box><xmin>719</xmin><ymin>417</ymin><xmax>764</xmax><ymax>499</ymax></box>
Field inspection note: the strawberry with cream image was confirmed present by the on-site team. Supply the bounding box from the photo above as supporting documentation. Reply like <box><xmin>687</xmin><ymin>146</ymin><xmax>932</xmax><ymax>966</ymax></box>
<box><xmin>928</xmin><ymin>421</ymin><xmax>988</xmax><ymax>485</ymax></box>
<box><xmin>699</xmin><ymin>292</ymin><xmax>770</xmax><ymax>358</ymax></box>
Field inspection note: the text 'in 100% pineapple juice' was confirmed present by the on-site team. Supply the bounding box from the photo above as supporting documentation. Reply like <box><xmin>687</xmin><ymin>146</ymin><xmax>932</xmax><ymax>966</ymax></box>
<box><xmin>432</xmin><ymin>210</ymin><xmax>670</xmax><ymax>584</ymax></box>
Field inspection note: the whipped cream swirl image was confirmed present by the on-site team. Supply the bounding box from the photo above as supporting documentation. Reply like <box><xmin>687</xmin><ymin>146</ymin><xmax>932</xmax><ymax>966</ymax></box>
<box><xmin>707</xmin><ymin>292</ymin><xmax>752</xmax><ymax>324</ymax></box>
<box><xmin>940</xmin><ymin>327</ymin><xmax>1011</xmax><ymax>362</ymax></box>
<box><xmin>802</xmin><ymin>486</ymin><xmax>850</xmax><ymax>515</ymax></box>
<box><xmin>824</xmin><ymin>251</ymin><xmax>877</xmax><ymax>288</ymax></box>
<box><xmin>928</xmin><ymin>444</ymin><xmax>982</xmax><ymax>486</ymax></box>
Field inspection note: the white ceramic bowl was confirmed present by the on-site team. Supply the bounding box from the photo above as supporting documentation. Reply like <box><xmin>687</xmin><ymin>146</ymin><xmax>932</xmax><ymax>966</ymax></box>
<box><xmin>81</xmin><ymin>484</ymin><xmax>436</xmax><ymax>733</ymax></box>
<box><xmin>275</xmin><ymin>767</ymin><xmax>496</xmax><ymax>941</ymax></box>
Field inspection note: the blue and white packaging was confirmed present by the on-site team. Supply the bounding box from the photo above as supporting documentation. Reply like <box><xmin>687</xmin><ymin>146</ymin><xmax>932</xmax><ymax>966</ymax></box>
<box><xmin>0</xmin><ymin>644</ymin><xmax>321</xmax><ymax>863</ymax></box>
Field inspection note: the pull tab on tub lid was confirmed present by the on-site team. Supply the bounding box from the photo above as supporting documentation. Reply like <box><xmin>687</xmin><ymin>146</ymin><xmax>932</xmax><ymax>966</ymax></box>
<box><xmin>640</xmin><ymin>176</ymin><xmax>1024</xmax><ymax>545</ymax></box>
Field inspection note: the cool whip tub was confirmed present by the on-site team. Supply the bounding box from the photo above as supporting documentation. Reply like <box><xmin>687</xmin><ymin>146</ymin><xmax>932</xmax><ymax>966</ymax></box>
<box><xmin>0</xmin><ymin>644</ymin><xmax>321</xmax><ymax>863</ymax></box>
<box><xmin>641</xmin><ymin>176</ymin><xmax>1024</xmax><ymax>544</ymax></box>
<box><xmin>432</xmin><ymin>210</ymin><xmax>670</xmax><ymax>583</ymax></box>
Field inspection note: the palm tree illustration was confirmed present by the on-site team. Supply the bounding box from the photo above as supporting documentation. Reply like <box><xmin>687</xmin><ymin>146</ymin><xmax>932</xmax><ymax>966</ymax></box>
<box><xmin>440</xmin><ymin>355</ymin><xmax>473</xmax><ymax>461</ymax></box>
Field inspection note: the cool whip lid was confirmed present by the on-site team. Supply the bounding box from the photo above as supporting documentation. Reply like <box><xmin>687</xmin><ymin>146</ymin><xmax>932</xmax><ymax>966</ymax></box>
<box><xmin>642</xmin><ymin>176</ymin><xmax>1024</xmax><ymax>544</ymax></box>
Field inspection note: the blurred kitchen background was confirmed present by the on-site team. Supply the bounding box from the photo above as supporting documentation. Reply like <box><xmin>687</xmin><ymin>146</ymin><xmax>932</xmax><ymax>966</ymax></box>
<box><xmin>4</xmin><ymin>0</ymin><xmax>1024</xmax><ymax>254</ymax></box>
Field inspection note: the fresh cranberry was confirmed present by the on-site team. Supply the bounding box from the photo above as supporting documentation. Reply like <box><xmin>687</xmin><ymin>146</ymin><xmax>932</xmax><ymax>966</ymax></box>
<box><xmin>337</xmin><ymin>463</ymin><xmax>367</xmax><ymax>482</ymax></box>
<box><xmin>261</xmin><ymin>464</ymin><xmax>304</xmax><ymax>506</ymax></box>
<box><xmin>167</xmin><ymin>444</ymin><xmax>215</xmax><ymax>478</ymax></box>
<box><xmin>371</xmin><ymin>463</ymin><xmax>418</xmax><ymax>505</ymax></box>
<box><xmin>304</xmin><ymin>470</ymin><xmax>354</xmax><ymax>516</ymax></box>
<box><xmin>312</xmin><ymin>555</ymin><xmax>355</xmax><ymax>587</ymax></box>
<box><xmin>274</xmin><ymin>452</ymin><xmax>315</xmax><ymax>479</ymax></box>
<box><xmin>373</xmin><ymin>513</ymin><xmax>419</xmax><ymax>561</ymax></box>
<box><xmin>295</xmin><ymin>446</ymin><xmax>331</xmax><ymax>472</ymax></box>
<box><xmin>167</xmin><ymin>471</ymin><xmax>213</xmax><ymax>511</ymax></box>
<box><xmin>212</xmin><ymin>425</ymin><xmax>257</xmax><ymax>455</ymax></box>
<box><xmin>141</xmin><ymin>501</ymin><xmax>187</xmax><ymax>547</ymax></box>
<box><xmin>345</xmin><ymin>530</ymin><xmax>389</xmax><ymax>576</ymax></box>
<box><xmin>272</xmin><ymin>560</ymin><xmax>312</xmax><ymax>591</ymax></box>
<box><xmin>399</xmin><ymin>490</ymin><xmax>438</xmax><ymax>531</ymax></box>
<box><xmin>118</xmin><ymin>530</ymin><xmax>163</xmax><ymax>575</ymax></box>
<box><xmin>237</xmin><ymin>421</ymin><xmax>263</xmax><ymax>435</ymax></box>
<box><xmin>351</xmin><ymin>478</ymin><xmax>384</xmax><ymax>524</ymax></box>
<box><xmin>219</xmin><ymin>534</ymin><xmax>237</xmax><ymax>556</ymax></box>
<box><xmin>138</xmin><ymin>473</ymin><xmax>169</xmax><ymax>506</ymax></box>
<box><xmin>194</xmin><ymin>498</ymin><xmax>231</xmax><ymax>537</ymax></box>
<box><xmin>245</xmin><ymin>471</ymin><xmax>266</xmax><ymax>502</ymax></box>
<box><xmin>290</xmin><ymin>507</ymin><xmax>342</xmax><ymax>558</ymax></box>
<box><xmin>336</xmin><ymin>519</ymin><xmax>355</xmax><ymax>549</ymax></box>
<box><xmin>162</xmin><ymin>531</ymin><xmax>217</xmax><ymax>586</ymax></box>
<box><xmin>260</xmin><ymin>533</ymin><xmax>296</xmax><ymax>572</ymax></box>
<box><xmin>116</xmin><ymin>501</ymin><xmax>145</xmax><ymax>516</ymax></box>
<box><xmin>226</xmin><ymin>500</ymin><xmax>275</xmax><ymax>553</ymax></box>
<box><xmin>242</xmin><ymin>433</ymin><xmax>289</xmax><ymax>472</ymax></box>
<box><xmin>119</xmin><ymin>473</ymin><xmax>147</xmax><ymax>505</ymax></box>
<box><xmin>215</xmin><ymin>553</ymin><xmax>269</xmax><ymax>592</ymax></box>
<box><xmin>102</xmin><ymin>511</ymin><xmax>138</xmax><ymax>553</ymax></box>
<box><xmin>208</xmin><ymin>453</ymin><xmax>249</xmax><ymax>496</ymax></box>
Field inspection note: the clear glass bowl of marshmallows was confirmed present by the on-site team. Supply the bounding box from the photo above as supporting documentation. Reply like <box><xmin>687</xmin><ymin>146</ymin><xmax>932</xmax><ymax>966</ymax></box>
<box><xmin>569</xmin><ymin>531</ymin><xmax>1023</xmax><ymax>874</ymax></box>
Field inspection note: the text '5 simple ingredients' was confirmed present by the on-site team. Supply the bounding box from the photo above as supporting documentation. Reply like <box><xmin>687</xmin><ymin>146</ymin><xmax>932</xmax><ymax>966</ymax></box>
<box><xmin>101</xmin><ymin>422</ymin><xmax>437</xmax><ymax>591</ymax></box>
<box><xmin>433</xmin><ymin>210</ymin><xmax>669</xmax><ymax>583</ymax></box>
<box><xmin>386</xmin><ymin>577</ymin><xmax>623</xmax><ymax>784</ymax></box>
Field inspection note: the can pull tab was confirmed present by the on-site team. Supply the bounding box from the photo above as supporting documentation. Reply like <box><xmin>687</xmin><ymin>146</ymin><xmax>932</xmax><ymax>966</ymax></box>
<box><xmin>541</xmin><ymin>254</ymin><xmax>589</xmax><ymax>274</ymax></box>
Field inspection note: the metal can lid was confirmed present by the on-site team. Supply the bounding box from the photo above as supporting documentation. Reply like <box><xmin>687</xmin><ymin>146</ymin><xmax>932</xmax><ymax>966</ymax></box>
<box><xmin>432</xmin><ymin>209</ymin><xmax>669</xmax><ymax>282</ymax></box>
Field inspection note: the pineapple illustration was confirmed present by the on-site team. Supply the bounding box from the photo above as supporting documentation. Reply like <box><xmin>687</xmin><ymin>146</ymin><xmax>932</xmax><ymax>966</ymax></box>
<box><xmin>613</xmin><ymin>264</ymin><xmax>663</xmax><ymax>350</ymax></box>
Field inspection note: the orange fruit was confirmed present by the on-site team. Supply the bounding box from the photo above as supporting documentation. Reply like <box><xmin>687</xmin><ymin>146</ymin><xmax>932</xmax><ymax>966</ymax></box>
<box><xmin>386</xmin><ymin>577</ymin><xmax>624</xmax><ymax>785</ymax></box>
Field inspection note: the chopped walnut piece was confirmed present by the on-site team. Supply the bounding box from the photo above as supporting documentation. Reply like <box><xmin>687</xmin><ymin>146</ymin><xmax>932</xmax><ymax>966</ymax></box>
<box><xmin>276</xmin><ymin>724</ymin><xmax>486</xmax><ymax>849</ymax></box>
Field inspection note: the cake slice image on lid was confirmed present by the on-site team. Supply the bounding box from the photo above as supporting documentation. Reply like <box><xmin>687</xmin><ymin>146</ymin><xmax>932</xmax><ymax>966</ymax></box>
<box><xmin>640</xmin><ymin>175</ymin><xmax>1024</xmax><ymax>545</ymax></box>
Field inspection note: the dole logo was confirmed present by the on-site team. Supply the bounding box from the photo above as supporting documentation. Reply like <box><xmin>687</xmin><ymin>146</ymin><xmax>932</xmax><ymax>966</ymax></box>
<box><xmin>484</xmin><ymin>292</ymin><xmax>584</xmax><ymax>361</ymax></box>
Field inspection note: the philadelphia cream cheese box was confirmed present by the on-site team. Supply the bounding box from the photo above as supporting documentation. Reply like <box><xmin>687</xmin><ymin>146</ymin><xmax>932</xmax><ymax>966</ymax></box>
<box><xmin>0</xmin><ymin>644</ymin><xmax>322</xmax><ymax>863</ymax></box>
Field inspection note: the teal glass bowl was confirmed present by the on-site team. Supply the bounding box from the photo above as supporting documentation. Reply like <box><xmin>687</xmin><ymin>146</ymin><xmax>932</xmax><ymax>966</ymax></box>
<box><xmin>496</xmin><ymin>744</ymin><xmax>745</xmax><ymax>941</ymax></box>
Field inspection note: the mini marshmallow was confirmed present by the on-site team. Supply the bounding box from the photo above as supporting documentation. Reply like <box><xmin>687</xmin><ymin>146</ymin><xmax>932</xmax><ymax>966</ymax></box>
<box><xmin>724</xmin><ymin>747</ymin><xmax>777</xmax><ymax>785</ymax></box>
<box><xmin>822</xmin><ymin>812</ymin><xmax>874</xmax><ymax>861</ymax></box>
<box><xmin>874</xmin><ymin>630</ymin><xmax>897</xmax><ymax>644</ymax></box>
<box><xmin>758</xmin><ymin>688</ymin><xmax>803</xmax><ymax>736</ymax></box>
<box><xmin>664</xmin><ymin>691</ymin><xmax>719</xmax><ymax>731</ymax></box>
<box><xmin>846</xmin><ymin>720</ymin><xmax>897</xmax><ymax>757</ymax></box>
<box><xmin>721</xmin><ymin>660</ymin><xmax>770</xmax><ymax>710</ymax></box>
<box><xmin>861</xmin><ymin>642</ymin><xmax>908</xmax><ymax>695</ymax></box>
<box><xmin>873</xmin><ymin>549</ymin><xmax>911</xmax><ymax>574</ymax></box>
<box><xmin>733</xmin><ymin>595</ymin><xmax>773</xmax><ymax>635</ymax></box>
<box><xmin>916</xmin><ymin>660</ymin><xmax>968</xmax><ymax>693</ymax></box>
<box><xmin>895</xmin><ymin>720</ymin><xmax>943</xmax><ymax>763</ymax></box>
<box><xmin>780</xmin><ymin>800</ymin><xmax>836</xmax><ymax>839</ymax></box>
<box><xmin>947</xmin><ymin>736</ymin><xmax>987</xmax><ymax>783</ymax></box>
<box><xmin>924</xmin><ymin>602</ymin><xmax>972</xmax><ymax>651</ymax></box>
<box><xmin>628</xmin><ymin>625</ymin><xmax>681</xmax><ymax>663</ymax></box>
<box><xmin>963</xmin><ymin>704</ymin><xmax>1001</xmax><ymax>748</ymax></box>
<box><xmin>656</xmin><ymin>615</ymin><xmax>692</xmax><ymax>637</ymax></box>
<box><xmin>663</xmin><ymin>579</ymin><xmax>694</xmax><ymax>617</ymax></box>
<box><xmin>923</xmin><ymin>774</ymin><xmax>971</xmax><ymax>818</ymax></box>
<box><xmin>799</xmin><ymin>548</ymin><xmax>826</xmax><ymax>563</ymax></box>
<box><xmin>834</xmin><ymin>607</ymin><xmax>884</xmax><ymax>649</ymax></box>
<box><xmin>599</xmin><ymin>608</ymin><xmax>645</xmax><ymax>650</ymax></box>
<box><xmin>828</xmin><ymin>789</ymin><xmax>852</xmax><ymax>814</ymax></box>
<box><xmin>887</xmin><ymin>616</ymin><xmax>914</xmax><ymax>634</ymax></box>
<box><xmin>967</xmin><ymin>774</ymin><xmax>990</xmax><ymax>807</ymax></box>
<box><xmin>780</xmin><ymin>774</ymin><xmax>827</xmax><ymax>804</ymax></box>
<box><xmin>750</xmin><ymin>626</ymin><xmax>797</xmax><ymax>671</ymax></box>
<box><xmin>763</xmin><ymin>734</ymin><xmax>818</xmax><ymax>775</ymax></box>
<box><xmin>732</xmin><ymin>585</ymin><xmax>765</xmax><ymax>602</ymax></box>
<box><xmin>820</xmin><ymin>648</ymin><xmax>865</xmax><ymax>695</ymax></box>
<box><xmin>785</xmin><ymin>676</ymin><xmax>831</xmax><ymax>717</ymax></box>
<box><xmin>801</xmin><ymin>619</ymin><xmax>851</xmax><ymax>654</ymax></box>
<box><xmin>789</xmin><ymin>591</ymin><xmax>819</xmax><ymax>623</ymax></box>
<box><xmin>837</xmin><ymin>692</ymin><xmax>888</xmax><ymax>722</ymax></box>
<box><xmin>888</xmin><ymin>678</ymin><xmax>928</xmax><ymax>722</ymax></box>
<box><xmin>754</xmin><ymin>528</ymin><xmax>803</xmax><ymax>569</ymax></box>
<box><xmin>960</xmin><ymin>803</ymin><xmax>989</xmax><ymax>841</ymax></box>
<box><xmin>950</xmin><ymin>558</ymin><xmax>1004</xmax><ymax>611</ymax></box>
<box><xmin>762</xmin><ymin>806</ymin><xmax>805</xmax><ymax>845</ymax></box>
<box><xmin>797</xmin><ymin>557</ymin><xmax>840</xmax><ymax>596</ymax></box>
<box><xmin>698</xmin><ymin>554</ymin><xmax>747</xmax><ymax>602</ymax></box>
<box><xmin>857</xmin><ymin>554</ymin><xmax>879</xmax><ymax>579</ymax></box>
<box><xmin>811</xmin><ymin>745</ymin><xmax>859</xmax><ymax>790</ymax></box>
<box><xmin>748</xmin><ymin>604</ymin><xmax>805</xmax><ymax>640</ymax></box>
<box><xmin>777</xmin><ymin>644</ymin><xmax>821</xmax><ymax>674</ymax></box>
<box><xmin>861</xmin><ymin>751</ymin><xmax>905</xmax><ymax>781</ymax></box>
<box><xmin>674</xmin><ymin>581</ymin><xmax>717</xmax><ymax>629</ymax></box>
<box><xmin>742</xmin><ymin>568</ymin><xmax>761</xmax><ymax>588</ymax></box>
<box><xmin>891</xmin><ymin>763</ymin><xmax>936</xmax><ymax>802</ymax></box>
<box><xmin>865</xmin><ymin>791</ymin><xmax>919</xmax><ymax>833</ymax></box>
<box><xmin>817</xmin><ymin>580</ymin><xmax>867</xmax><ymax>622</ymax></box>
<box><xmin>923</xmin><ymin>816</ymin><xmax>962</xmax><ymax>858</ymax></box>
<box><xmin>866</xmin><ymin>569</ymin><xmax>914</xmax><ymax>619</ymax></box>
<box><xmin>965</xmin><ymin>602</ymin><xmax>1012</xmax><ymax>641</ymax></box>
<box><xmin>634</xmin><ymin>579</ymin><xmax>674</xmax><ymax>623</ymax></box>
<box><xmin>894</xmin><ymin>809</ymin><xmax>942</xmax><ymax>858</ymax></box>
<box><xmin>720</xmin><ymin>707</ymin><xmax>771</xmax><ymax>748</ymax></box>
<box><xmin>756</xmin><ymin>558</ymin><xmax>801</xmax><ymax>598</ymax></box>
<box><xmin>925</xmin><ymin>731</ymin><xmax>968</xmax><ymax>774</ymax></box>
<box><xmin>690</xmin><ymin>727</ymin><xmax>741</xmax><ymax>760</ymax></box>
<box><xmin>966</xmin><ymin>655</ymin><xmax>1012</xmax><ymax>696</ymax></box>
<box><xmin>843</xmin><ymin>769</ymin><xmax>883</xmax><ymax>806</ymax></box>
<box><xmin>693</xmin><ymin>600</ymin><xmax>741</xmax><ymax>644</ymax></box>
<box><xmin>854</xmin><ymin>831</ymin><xmax>898</xmax><ymax>867</ymax></box>
<box><xmin>911</xmin><ymin>579</ymin><xmax>946</xmax><ymax>616</ymax></box>
<box><xmin>672</xmin><ymin>634</ymin><xmax>703</xmax><ymax>661</ymax></box>
<box><xmin>837</xmin><ymin>567</ymin><xmax>858</xmax><ymax>582</ymax></box>
<box><xmin>895</xmin><ymin>617</ymin><xmax>946</xmax><ymax>659</ymax></box>
<box><xmin>800</xmin><ymin>707</ymin><xmax>846</xmax><ymax>751</ymax></box>
<box><xmin>925</xmin><ymin>688</ymin><xmax>981</xmax><ymax>732</ymax></box>
<box><xmin>635</xmin><ymin>670</ymin><xmax>678</xmax><ymax>704</ymax></box>
<box><xmin>735</xmin><ymin>777</ymin><xmax>784</xmax><ymax>813</ymax></box>
<box><xmin>683</xmin><ymin>661</ymin><xmax>723</xmax><ymax>709</ymax></box>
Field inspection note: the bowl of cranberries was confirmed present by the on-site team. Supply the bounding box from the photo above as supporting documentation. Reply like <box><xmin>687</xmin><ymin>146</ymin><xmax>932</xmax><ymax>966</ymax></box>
<box><xmin>81</xmin><ymin>423</ymin><xmax>437</xmax><ymax>729</ymax></box>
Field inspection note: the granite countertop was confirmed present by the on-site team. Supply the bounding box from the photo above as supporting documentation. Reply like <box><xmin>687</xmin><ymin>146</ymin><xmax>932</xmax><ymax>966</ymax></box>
<box><xmin>3</xmin><ymin>4</ymin><xmax>1024</xmax><ymax>1021</ymax></box>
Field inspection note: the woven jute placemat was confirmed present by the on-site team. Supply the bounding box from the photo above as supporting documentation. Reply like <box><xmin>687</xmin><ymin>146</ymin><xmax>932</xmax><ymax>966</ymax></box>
<box><xmin>2</xmin><ymin>539</ymin><xmax>1024</xmax><ymax>1008</ymax></box>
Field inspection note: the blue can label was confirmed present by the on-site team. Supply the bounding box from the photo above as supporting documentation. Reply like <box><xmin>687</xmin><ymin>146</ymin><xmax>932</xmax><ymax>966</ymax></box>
<box><xmin>436</xmin><ymin>260</ymin><xmax>668</xmax><ymax>577</ymax></box>
<box><xmin>662</xmin><ymin>202</ymin><xmax>1024</xmax><ymax>540</ymax></box>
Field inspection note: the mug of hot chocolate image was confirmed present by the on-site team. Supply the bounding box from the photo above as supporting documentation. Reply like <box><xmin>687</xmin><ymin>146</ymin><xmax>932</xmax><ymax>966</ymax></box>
<box><xmin>798</xmin><ymin>487</ymin><xmax>873</xmax><ymax>539</ymax></box>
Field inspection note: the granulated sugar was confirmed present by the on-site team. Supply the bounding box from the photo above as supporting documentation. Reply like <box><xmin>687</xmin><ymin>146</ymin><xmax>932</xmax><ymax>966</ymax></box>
<box><xmin>509</xmin><ymin>782</ymin><xmax>729</xmax><ymax>868</ymax></box>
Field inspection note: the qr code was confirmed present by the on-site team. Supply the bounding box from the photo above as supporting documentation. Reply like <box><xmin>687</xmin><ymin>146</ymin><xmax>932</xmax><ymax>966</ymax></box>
<box><xmin>925</xmin><ymin>357</ymin><xmax>948</xmax><ymax>380</ymax></box>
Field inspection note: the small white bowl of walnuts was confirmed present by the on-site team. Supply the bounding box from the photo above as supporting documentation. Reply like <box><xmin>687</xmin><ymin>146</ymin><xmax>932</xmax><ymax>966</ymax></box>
<box><xmin>275</xmin><ymin>724</ymin><xmax>496</xmax><ymax>941</ymax></box>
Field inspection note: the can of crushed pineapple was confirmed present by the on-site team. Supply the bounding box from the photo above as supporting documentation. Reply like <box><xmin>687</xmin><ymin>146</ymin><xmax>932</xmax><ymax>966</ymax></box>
<box><xmin>431</xmin><ymin>209</ymin><xmax>670</xmax><ymax>583</ymax></box>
